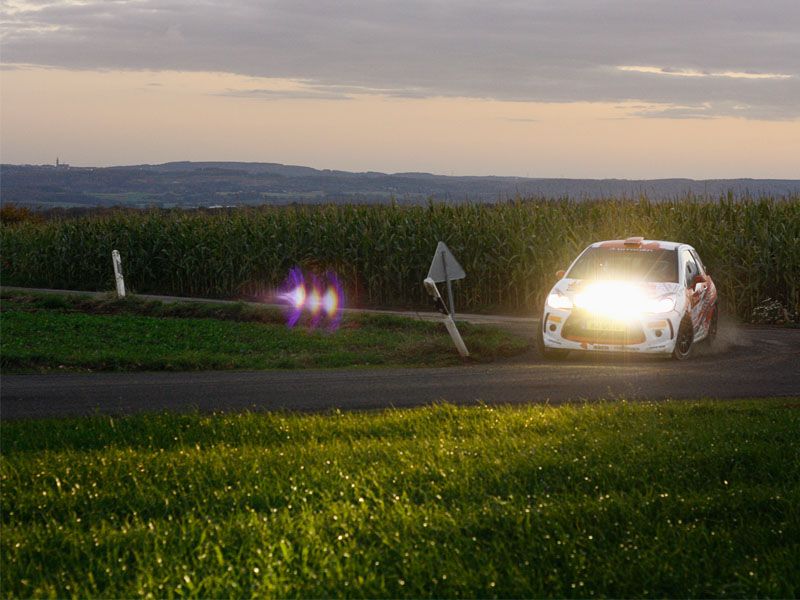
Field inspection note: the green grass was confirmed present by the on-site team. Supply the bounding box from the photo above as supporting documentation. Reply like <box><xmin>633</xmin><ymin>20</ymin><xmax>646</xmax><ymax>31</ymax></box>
<box><xmin>1</xmin><ymin>400</ymin><xmax>798</xmax><ymax>597</ymax></box>
<box><xmin>0</xmin><ymin>292</ymin><xmax>527</xmax><ymax>371</ymax></box>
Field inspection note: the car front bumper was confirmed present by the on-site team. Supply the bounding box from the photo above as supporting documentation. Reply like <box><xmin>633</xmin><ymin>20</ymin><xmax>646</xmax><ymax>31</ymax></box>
<box><xmin>541</xmin><ymin>308</ymin><xmax>681</xmax><ymax>354</ymax></box>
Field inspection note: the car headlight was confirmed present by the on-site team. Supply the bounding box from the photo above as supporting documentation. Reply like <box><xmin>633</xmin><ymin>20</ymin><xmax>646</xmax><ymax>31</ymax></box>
<box><xmin>574</xmin><ymin>282</ymin><xmax>639</xmax><ymax>318</ymax></box>
<box><xmin>643</xmin><ymin>296</ymin><xmax>676</xmax><ymax>314</ymax></box>
<box><xmin>547</xmin><ymin>291</ymin><xmax>573</xmax><ymax>310</ymax></box>
<box><xmin>572</xmin><ymin>282</ymin><xmax>675</xmax><ymax>319</ymax></box>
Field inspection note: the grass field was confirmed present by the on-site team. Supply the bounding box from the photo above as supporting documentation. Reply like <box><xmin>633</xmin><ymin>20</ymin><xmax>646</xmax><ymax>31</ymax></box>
<box><xmin>0</xmin><ymin>291</ymin><xmax>527</xmax><ymax>371</ymax></box>
<box><xmin>2</xmin><ymin>400</ymin><xmax>798</xmax><ymax>598</ymax></box>
<box><xmin>2</xmin><ymin>197</ymin><xmax>798</xmax><ymax>321</ymax></box>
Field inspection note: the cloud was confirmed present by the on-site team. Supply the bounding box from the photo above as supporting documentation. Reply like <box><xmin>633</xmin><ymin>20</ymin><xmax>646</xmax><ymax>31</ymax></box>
<box><xmin>218</xmin><ymin>88</ymin><xmax>353</xmax><ymax>100</ymax></box>
<box><xmin>1</xmin><ymin>0</ymin><xmax>799</xmax><ymax>119</ymax></box>
<box><xmin>617</xmin><ymin>66</ymin><xmax>792</xmax><ymax>80</ymax></box>
<box><xmin>629</xmin><ymin>101</ymin><xmax>796</xmax><ymax>121</ymax></box>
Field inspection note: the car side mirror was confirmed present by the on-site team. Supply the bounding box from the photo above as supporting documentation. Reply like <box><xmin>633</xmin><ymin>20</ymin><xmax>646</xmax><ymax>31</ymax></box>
<box><xmin>692</xmin><ymin>274</ymin><xmax>705</xmax><ymax>290</ymax></box>
<box><xmin>555</xmin><ymin>269</ymin><xmax>566</xmax><ymax>279</ymax></box>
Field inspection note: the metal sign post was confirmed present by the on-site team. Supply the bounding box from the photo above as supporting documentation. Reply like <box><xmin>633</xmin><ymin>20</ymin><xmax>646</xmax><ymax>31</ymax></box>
<box><xmin>112</xmin><ymin>250</ymin><xmax>126</xmax><ymax>298</ymax></box>
<box><xmin>441</xmin><ymin>249</ymin><xmax>455</xmax><ymax>316</ymax></box>
<box><xmin>423</xmin><ymin>277</ymin><xmax>469</xmax><ymax>357</ymax></box>
<box><xmin>427</xmin><ymin>242</ymin><xmax>465</xmax><ymax>317</ymax></box>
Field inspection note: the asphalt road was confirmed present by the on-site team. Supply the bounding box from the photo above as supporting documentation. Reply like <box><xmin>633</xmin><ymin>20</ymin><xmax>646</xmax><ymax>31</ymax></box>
<box><xmin>2</xmin><ymin>316</ymin><xmax>798</xmax><ymax>419</ymax></box>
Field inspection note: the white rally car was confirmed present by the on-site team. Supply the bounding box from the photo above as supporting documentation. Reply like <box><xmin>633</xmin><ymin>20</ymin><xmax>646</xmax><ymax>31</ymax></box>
<box><xmin>538</xmin><ymin>237</ymin><xmax>718</xmax><ymax>360</ymax></box>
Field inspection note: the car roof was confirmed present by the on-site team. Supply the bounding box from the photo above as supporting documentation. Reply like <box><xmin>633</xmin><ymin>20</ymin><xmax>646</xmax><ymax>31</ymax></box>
<box><xmin>589</xmin><ymin>238</ymin><xmax>685</xmax><ymax>251</ymax></box>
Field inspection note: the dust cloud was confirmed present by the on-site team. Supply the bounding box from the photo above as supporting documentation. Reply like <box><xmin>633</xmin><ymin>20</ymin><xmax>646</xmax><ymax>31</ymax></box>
<box><xmin>695</xmin><ymin>314</ymin><xmax>747</xmax><ymax>356</ymax></box>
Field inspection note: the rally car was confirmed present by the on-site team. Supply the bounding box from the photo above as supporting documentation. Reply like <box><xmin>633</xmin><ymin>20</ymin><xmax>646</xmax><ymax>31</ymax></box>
<box><xmin>538</xmin><ymin>237</ymin><xmax>718</xmax><ymax>360</ymax></box>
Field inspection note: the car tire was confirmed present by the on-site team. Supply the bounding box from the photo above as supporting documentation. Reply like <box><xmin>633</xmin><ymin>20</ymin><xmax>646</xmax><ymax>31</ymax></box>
<box><xmin>537</xmin><ymin>324</ymin><xmax>570</xmax><ymax>361</ymax></box>
<box><xmin>672</xmin><ymin>316</ymin><xmax>694</xmax><ymax>360</ymax></box>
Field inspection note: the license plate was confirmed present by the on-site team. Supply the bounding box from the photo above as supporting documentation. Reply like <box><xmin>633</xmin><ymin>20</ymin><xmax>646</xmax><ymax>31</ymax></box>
<box><xmin>585</xmin><ymin>318</ymin><xmax>626</xmax><ymax>332</ymax></box>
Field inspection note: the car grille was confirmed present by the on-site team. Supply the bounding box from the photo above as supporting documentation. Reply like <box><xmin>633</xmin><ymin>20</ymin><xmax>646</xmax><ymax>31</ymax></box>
<box><xmin>562</xmin><ymin>313</ymin><xmax>645</xmax><ymax>345</ymax></box>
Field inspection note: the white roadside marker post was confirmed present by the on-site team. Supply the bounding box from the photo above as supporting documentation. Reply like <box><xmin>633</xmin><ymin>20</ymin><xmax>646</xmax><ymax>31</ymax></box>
<box><xmin>424</xmin><ymin>277</ymin><xmax>469</xmax><ymax>357</ymax></box>
<box><xmin>112</xmin><ymin>250</ymin><xmax>126</xmax><ymax>298</ymax></box>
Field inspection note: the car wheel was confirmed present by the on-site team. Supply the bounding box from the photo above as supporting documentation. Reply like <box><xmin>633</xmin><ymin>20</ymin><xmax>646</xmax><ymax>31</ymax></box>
<box><xmin>672</xmin><ymin>316</ymin><xmax>694</xmax><ymax>360</ymax></box>
<box><xmin>537</xmin><ymin>324</ymin><xmax>570</xmax><ymax>361</ymax></box>
<box><xmin>705</xmin><ymin>304</ymin><xmax>718</xmax><ymax>345</ymax></box>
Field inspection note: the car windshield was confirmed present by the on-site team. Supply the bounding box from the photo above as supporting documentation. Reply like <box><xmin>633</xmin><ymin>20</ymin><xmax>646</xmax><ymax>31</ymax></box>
<box><xmin>567</xmin><ymin>247</ymin><xmax>679</xmax><ymax>283</ymax></box>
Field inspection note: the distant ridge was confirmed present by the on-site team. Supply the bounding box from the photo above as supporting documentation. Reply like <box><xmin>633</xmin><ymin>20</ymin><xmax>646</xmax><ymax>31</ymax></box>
<box><xmin>2</xmin><ymin>161</ymin><xmax>798</xmax><ymax>209</ymax></box>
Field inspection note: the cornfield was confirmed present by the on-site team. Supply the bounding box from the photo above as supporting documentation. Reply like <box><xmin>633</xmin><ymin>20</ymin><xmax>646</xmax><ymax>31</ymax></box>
<box><xmin>2</xmin><ymin>196</ymin><xmax>798</xmax><ymax>320</ymax></box>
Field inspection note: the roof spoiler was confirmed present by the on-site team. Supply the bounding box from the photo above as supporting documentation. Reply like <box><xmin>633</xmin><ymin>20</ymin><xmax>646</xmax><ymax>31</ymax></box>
<box><xmin>623</xmin><ymin>236</ymin><xmax>644</xmax><ymax>247</ymax></box>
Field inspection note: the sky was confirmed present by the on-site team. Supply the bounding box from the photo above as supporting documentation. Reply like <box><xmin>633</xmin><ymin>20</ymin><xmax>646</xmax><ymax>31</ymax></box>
<box><xmin>1</xmin><ymin>0</ymin><xmax>799</xmax><ymax>178</ymax></box>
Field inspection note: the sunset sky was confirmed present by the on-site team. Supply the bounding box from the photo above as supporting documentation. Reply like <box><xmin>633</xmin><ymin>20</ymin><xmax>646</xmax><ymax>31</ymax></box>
<box><xmin>2</xmin><ymin>0</ymin><xmax>799</xmax><ymax>178</ymax></box>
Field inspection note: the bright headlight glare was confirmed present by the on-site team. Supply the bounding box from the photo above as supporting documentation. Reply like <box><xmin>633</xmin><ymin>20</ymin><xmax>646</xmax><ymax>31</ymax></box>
<box><xmin>574</xmin><ymin>282</ymin><xmax>644</xmax><ymax>320</ymax></box>
<box><xmin>573</xmin><ymin>282</ymin><xmax>677</xmax><ymax>318</ymax></box>
<box><xmin>547</xmin><ymin>291</ymin><xmax>573</xmax><ymax>310</ymax></box>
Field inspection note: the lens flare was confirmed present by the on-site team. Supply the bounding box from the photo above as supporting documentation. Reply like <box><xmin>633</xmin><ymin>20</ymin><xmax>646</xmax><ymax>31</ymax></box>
<box><xmin>308</xmin><ymin>287</ymin><xmax>322</xmax><ymax>315</ymax></box>
<box><xmin>322</xmin><ymin>271</ymin><xmax>343</xmax><ymax>330</ymax></box>
<box><xmin>276</xmin><ymin>267</ymin><xmax>344</xmax><ymax>330</ymax></box>
<box><xmin>289</xmin><ymin>286</ymin><xmax>306</xmax><ymax>309</ymax></box>
<box><xmin>322</xmin><ymin>287</ymin><xmax>339</xmax><ymax>316</ymax></box>
<box><xmin>277</xmin><ymin>267</ymin><xmax>306</xmax><ymax>327</ymax></box>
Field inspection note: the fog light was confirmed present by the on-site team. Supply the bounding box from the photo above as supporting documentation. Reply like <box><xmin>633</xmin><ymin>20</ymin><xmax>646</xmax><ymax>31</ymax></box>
<box><xmin>549</xmin><ymin>324</ymin><xmax>557</xmax><ymax>332</ymax></box>
<box><xmin>655</xmin><ymin>329</ymin><xmax>663</xmax><ymax>337</ymax></box>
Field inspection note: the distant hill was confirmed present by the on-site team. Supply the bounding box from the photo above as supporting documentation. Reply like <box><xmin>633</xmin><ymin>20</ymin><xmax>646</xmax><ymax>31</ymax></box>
<box><xmin>1</xmin><ymin>162</ymin><xmax>798</xmax><ymax>208</ymax></box>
